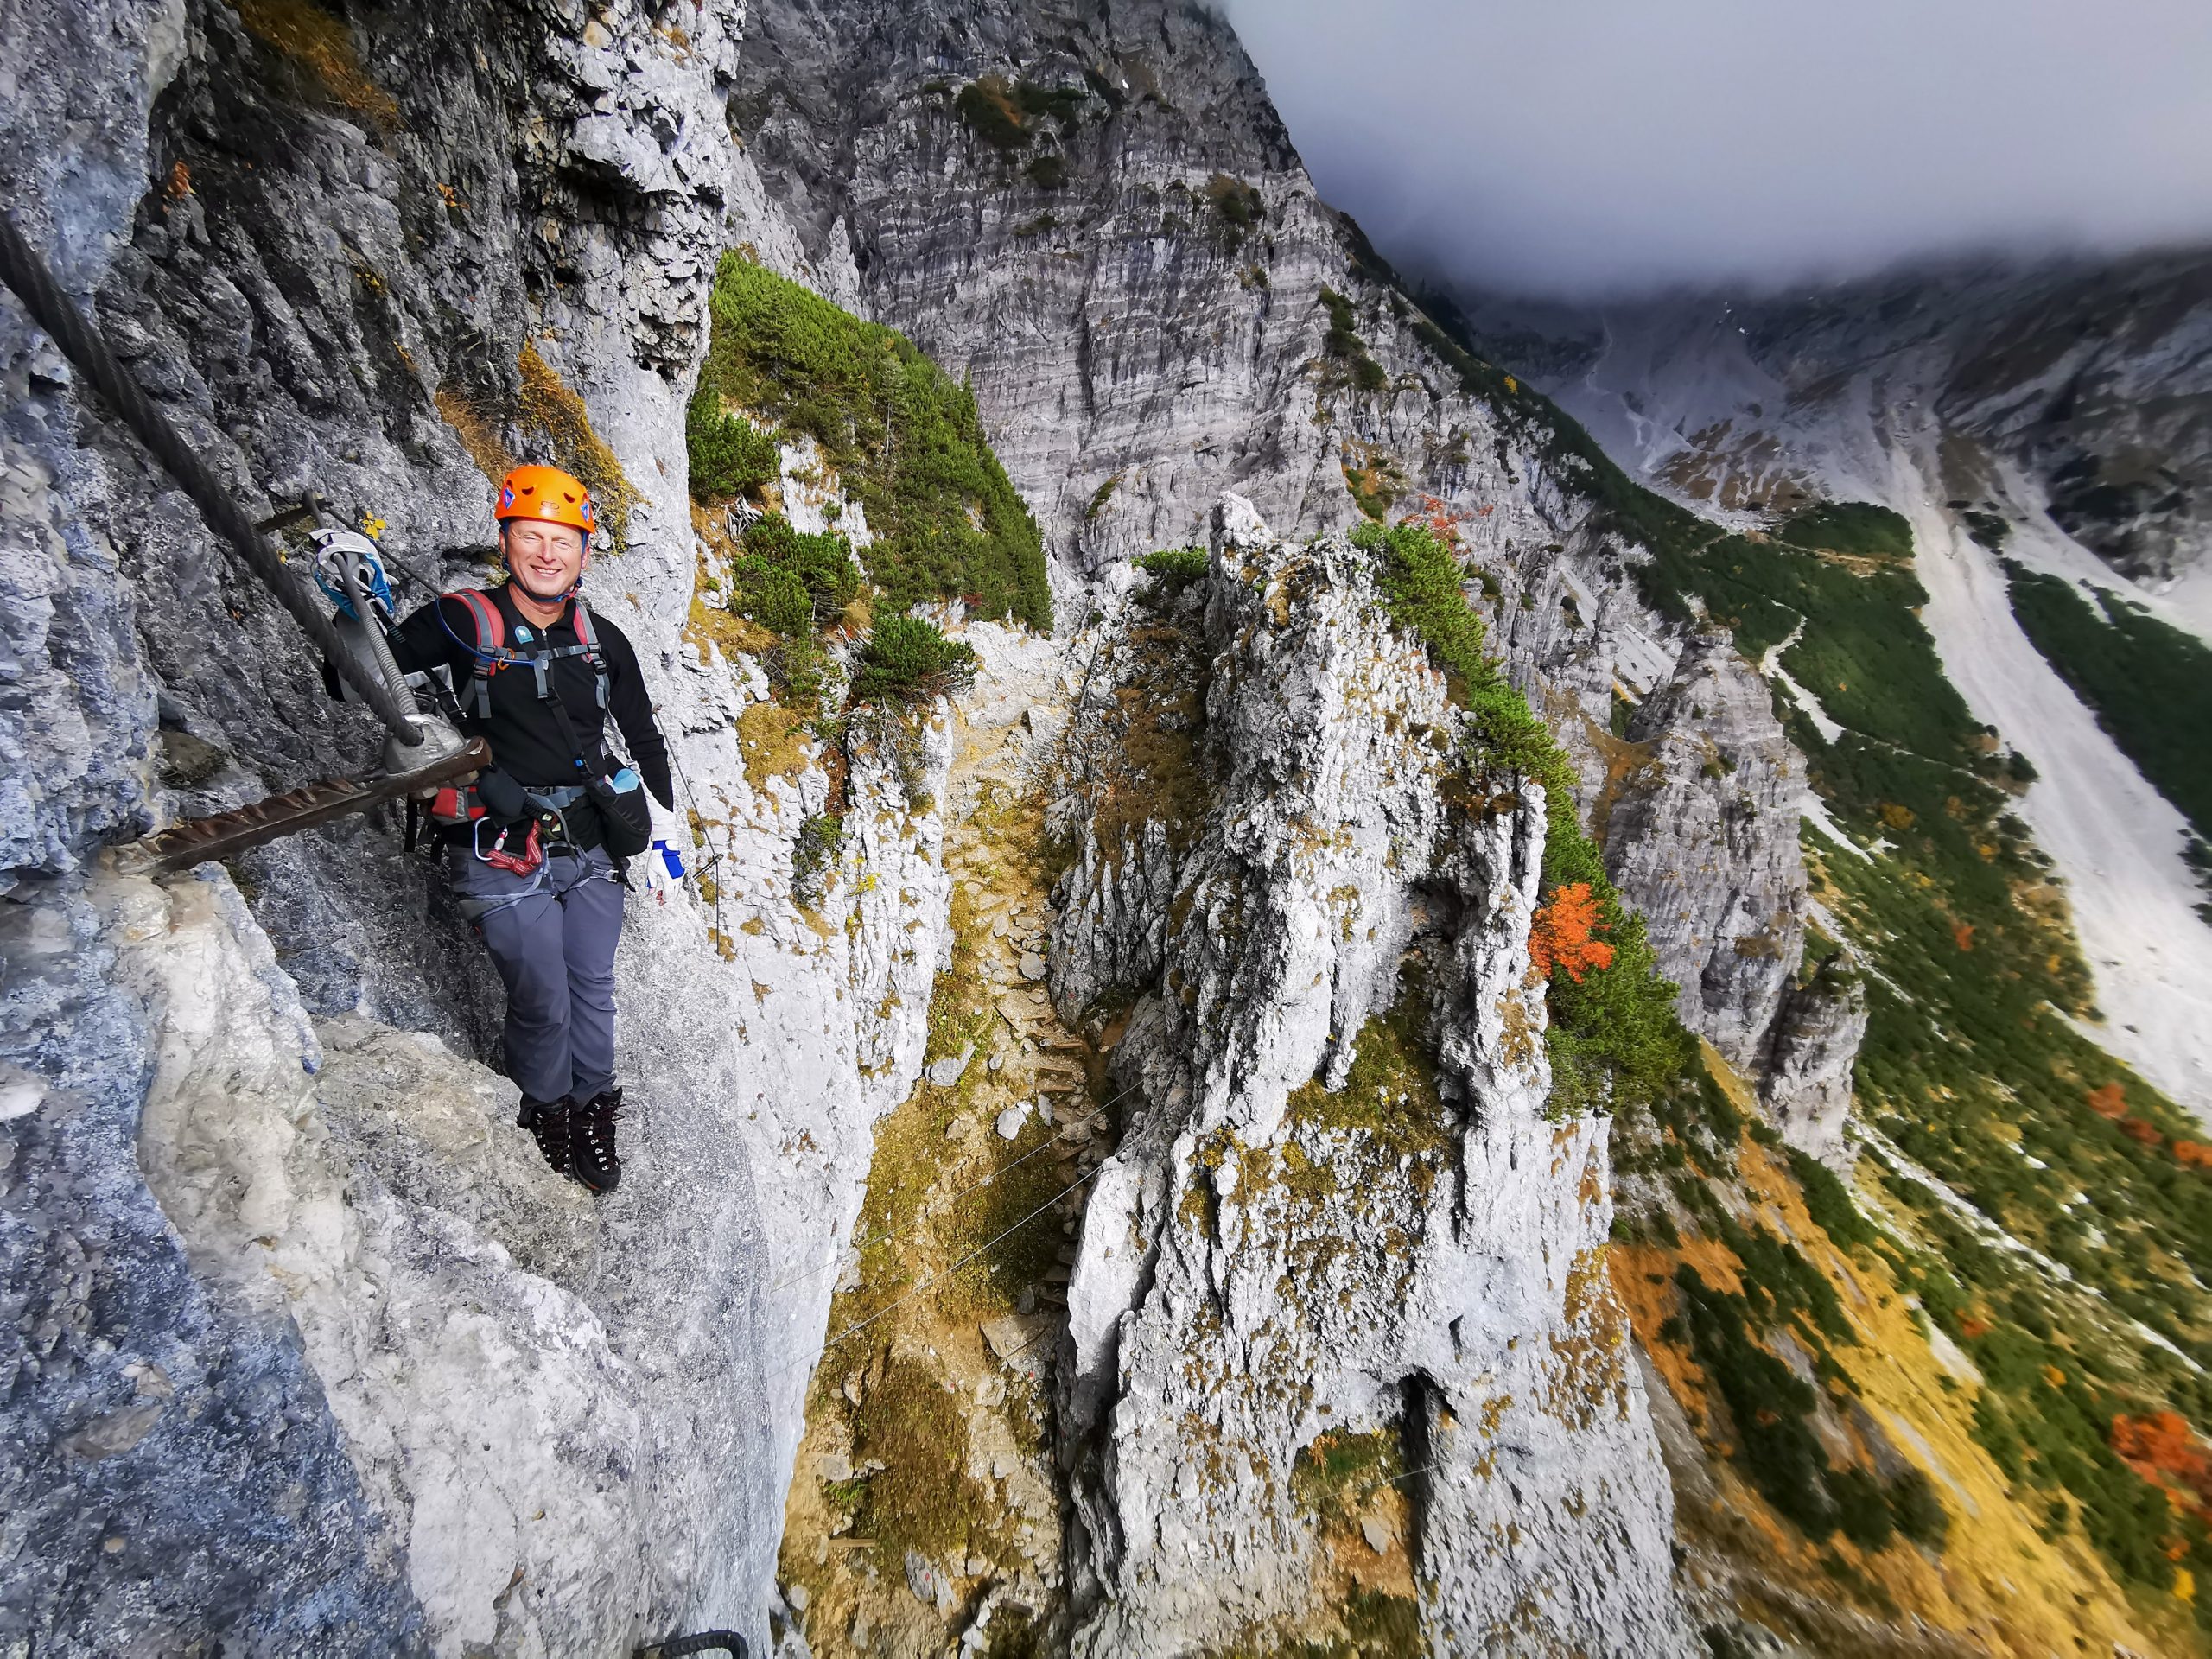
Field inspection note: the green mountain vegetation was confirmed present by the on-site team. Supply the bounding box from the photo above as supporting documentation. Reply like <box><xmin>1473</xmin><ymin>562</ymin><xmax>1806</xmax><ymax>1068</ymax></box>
<box><xmin>1642</xmin><ymin>492</ymin><xmax>2212</xmax><ymax>1630</ymax></box>
<box><xmin>1387</xmin><ymin>297</ymin><xmax>2212</xmax><ymax>1639</ymax></box>
<box><xmin>1353</xmin><ymin>517</ymin><xmax>1688</xmax><ymax>1123</ymax></box>
<box><xmin>690</xmin><ymin>252</ymin><xmax>1052</xmax><ymax>630</ymax></box>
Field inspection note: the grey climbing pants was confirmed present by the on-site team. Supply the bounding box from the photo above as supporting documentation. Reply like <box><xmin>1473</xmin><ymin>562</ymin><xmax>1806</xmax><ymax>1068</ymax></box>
<box><xmin>446</xmin><ymin>842</ymin><xmax>625</xmax><ymax>1103</ymax></box>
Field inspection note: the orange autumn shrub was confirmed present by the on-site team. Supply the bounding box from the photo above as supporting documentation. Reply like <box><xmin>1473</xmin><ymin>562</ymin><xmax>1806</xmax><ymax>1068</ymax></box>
<box><xmin>2087</xmin><ymin>1082</ymin><xmax>2128</xmax><ymax>1119</ymax></box>
<box><xmin>1529</xmin><ymin>882</ymin><xmax>1616</xmax><ymax>983</ymax></box>
<box><xmin>2113</xmin><ymin>1412</ymin><xmax>2212</xmax><ymax>1511</ymax></box>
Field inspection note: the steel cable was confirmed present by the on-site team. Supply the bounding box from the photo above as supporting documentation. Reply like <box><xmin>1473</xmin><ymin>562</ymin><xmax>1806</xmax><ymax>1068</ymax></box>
<box><xmin>774</xmin><ymin>1160</ymin><xmax>1104</xmax><ymax>1380</ymax></box>
<box><xmin>0</xmin><ymin>213</ymin><xmax>420</xmax><ymax>740</ymax></box>
<box><xmin>771</xmin><ymin>1072</ymin><xmax>1144</xmax><ymax>1295</ymax></box>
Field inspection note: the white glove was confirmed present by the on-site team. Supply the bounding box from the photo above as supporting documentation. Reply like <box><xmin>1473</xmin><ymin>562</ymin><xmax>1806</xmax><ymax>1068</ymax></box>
<box><xmin>639</xmin><ymin>836</ymin><xmax>685</xmax><ymax>904</ymax></box>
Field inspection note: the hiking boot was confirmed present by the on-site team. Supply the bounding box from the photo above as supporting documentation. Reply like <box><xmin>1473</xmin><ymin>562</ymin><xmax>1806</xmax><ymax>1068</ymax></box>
<box><xmin>570</xmin><ymin>1086</ymin><xmax>624</xmax><ymax>1195</ymax></box>
<box><xmin>517</xmin><ymin>1094</ymin><xmax>575</xmax><ymax>1176</ymax></box>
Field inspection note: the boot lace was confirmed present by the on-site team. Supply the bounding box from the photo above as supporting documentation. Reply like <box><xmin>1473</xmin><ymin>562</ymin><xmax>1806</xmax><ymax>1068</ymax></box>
<box><xmin>572</xmin><ymin>1088</ymin><xmax>624</xmax><ymax>1192</ymax></box>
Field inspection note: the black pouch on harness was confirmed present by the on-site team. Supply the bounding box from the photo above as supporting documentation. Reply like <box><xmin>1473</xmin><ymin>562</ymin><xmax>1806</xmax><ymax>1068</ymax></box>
<box><xmin>540</xmin><ymin>672</ymin><xmax>653</xmax><ymax>858</ymax></box>
<box><xmin>585</xmin><ymin>771</ymin><xmax>652</xmax><ymax>858</ymax></box>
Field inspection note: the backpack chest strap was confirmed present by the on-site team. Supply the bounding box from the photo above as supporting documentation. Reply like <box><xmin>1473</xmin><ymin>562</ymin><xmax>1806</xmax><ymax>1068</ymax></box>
<box><xmin>446</xmin><ymin>589</ymin><xmax>610</xmax><ymax>716</ymax></box>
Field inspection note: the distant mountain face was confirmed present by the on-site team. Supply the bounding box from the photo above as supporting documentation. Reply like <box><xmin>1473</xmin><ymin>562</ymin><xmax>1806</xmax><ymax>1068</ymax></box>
<box><xmin>1460</xmin><ymin>250</ymin><xmax>2212</xmax><ymax>598</ymax></box>
<box><xmin>1457</xmin><ymin>247</ymin><xmax>2212</xmax><ymax>1116</ymax></box>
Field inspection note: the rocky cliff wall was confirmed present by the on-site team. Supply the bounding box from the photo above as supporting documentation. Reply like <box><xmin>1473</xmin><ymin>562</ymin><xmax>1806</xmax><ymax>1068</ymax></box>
<box><xmin>1</xmin><ymin>2</ymin><xmax>954</xmax><ymax>1651</ymax></box>
<box><xmin>3</xmin><ymin>0</ymin><xmax>1875</xmax><ymax>1651</ymax></box>
<box><xmin>1045</xmin><ymin>499</ymin><xmax>1692</xmax><ymax>1656</ymax></box>
<box><xmin>730</xmin><ymin>0</ymin><xmax>1827</xmax><ymax>1121</ymax></box>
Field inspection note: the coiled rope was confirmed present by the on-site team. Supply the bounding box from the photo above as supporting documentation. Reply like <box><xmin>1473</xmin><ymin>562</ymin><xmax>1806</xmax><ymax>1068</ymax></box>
<box><xmin>0</xmin><ymin>213</ymin><xmax>421</xmax><ymax>740</ymax></box>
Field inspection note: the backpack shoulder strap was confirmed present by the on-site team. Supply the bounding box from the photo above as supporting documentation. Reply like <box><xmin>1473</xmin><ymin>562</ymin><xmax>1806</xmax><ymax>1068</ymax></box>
<box><xmin>569</xmin><ymin>598</ymin><xmax>610</xmax><ymax>710</ymax></box>
<box><xmin>449</xmin><ymin>588</ymin><xmax>505</xmax><ymax>650</ymax></box>
<box><xmin>444</xmin><ymin>590</ymin><xmax>506</xmax><ymax>721</ymax></box>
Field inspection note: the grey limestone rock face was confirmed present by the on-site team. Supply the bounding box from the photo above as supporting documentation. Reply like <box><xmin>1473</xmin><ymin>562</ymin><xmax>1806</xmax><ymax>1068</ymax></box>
<box><xmin>1048</xmin><ymin>499</ymin><xmax>1694</xmax><ymax>1656</ymax></box>
<box><xmin>1603</xmin><ymin>634</ymin><xmax>1810</xmax><ymax>1074</ymax></box>
<box><xmin>731</xmin><ymin>0</ymin><xmax>1846</xmax><ymax>1129</ymax></box>
<box><xmin>1758</xmin><ymin>958</ymin><xmax>1871</xmax><ymax>1167</ymax></box>
<box><xmin>3</xmin><ymin>0</ymin><xmax>1858</xmax><ymax>1649</ymax></box>
<box><xmin>0</xmin><ymin>874</ymin><xmax>425</xmax><ymax>1654</ymax></box>
<box><xmin>1</xmin><ymin>0</ymin><xmax>954</xmax><ymax>1652</ymax></box>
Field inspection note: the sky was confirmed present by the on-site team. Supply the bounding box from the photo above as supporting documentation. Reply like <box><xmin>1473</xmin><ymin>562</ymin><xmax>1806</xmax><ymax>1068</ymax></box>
<box><xmin>1219</xmin><ymin>0</ymin><xmax>2212</xmax><ymax>302</ymax></box>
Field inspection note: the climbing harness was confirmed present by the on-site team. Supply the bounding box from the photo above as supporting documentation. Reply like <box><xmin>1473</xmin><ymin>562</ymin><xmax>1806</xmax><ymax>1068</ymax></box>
<box><xmin>424</xmin><ymin>587</ymin><xmax>653</xmax><ymax>858</ymax></box>
<box><xmin>0</xmin><ymin>213</ymin><xmax>486</xmax><ymax>869</ymax></box>
<box><xmin>435</xmin><ymin>587</ymin><xmax>610</xmax><ymax>726</ymax></box>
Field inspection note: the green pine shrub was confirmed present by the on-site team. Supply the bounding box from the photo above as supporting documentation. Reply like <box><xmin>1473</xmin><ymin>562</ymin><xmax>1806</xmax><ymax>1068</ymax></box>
<box><xmin>791</xmin><ymin>811</ymin><xmax>843</xmax><ymax>905</ymax></box>
<box><xmin>685</xmin><ymin>387</ymin><xmax>779</xmax><ymax>501</ymax></box>
<box><xmin>1135</xmin><ymin>544</ymin><xmax>1210</xmax><ymax>599</ymax></box>
<box><xmin>728</xmin><ymin>516</ymin><xmax>861</xmax><ymax>638</ymax></box>
<box><xmin>1319</xmin><ymin>286</ymin><xmax>1389</xmax><ymax>394</ymax></box>
<box><xmin>852</xmin><ymin>613</ymin><xmax>980</xmax><ymax>704</ymax></box>
<box><xmin>1353</xmin><ymin>516</ymin><xmax>1691</xmax><ymax>1119</ymax></box>
<box><xmin>696</xmin><ymin>253</ymin><xmax>1051</xmax><ymax>629</ymax></box>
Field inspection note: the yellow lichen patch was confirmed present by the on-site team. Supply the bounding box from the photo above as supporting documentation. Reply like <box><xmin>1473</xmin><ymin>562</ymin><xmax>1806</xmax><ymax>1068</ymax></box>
<box><xmin>737</xmin><ymin>702</ymin><xmax>809</xmax><ymax>790</ymax></box>
<box><xmin>1546</xmin><ymin>1246</ymin><xmax>1634</xmax><ymax>1430</ymax></box>
<box><xmin>516</xmin><ymin>343</ymin><xmax>643</xmax><ymax>553</ymax></box>
<box><xmin>1497</xmin><ymin>983</ymin><xmax>1537</xmax><ymax>1070</ymax></box>
<box><xmin>433</xmin><ymin>385</ymin><xmax>515</xmax><ymax>483</ymax></box>
<box><xmin>232</xmin><ymin>0</ymin><xmax>400</xmax><ymax>127</ymax></box>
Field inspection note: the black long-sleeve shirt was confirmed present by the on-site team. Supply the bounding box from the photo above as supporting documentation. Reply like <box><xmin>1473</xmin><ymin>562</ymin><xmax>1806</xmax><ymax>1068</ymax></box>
<box><xmin>389</xmin><ymin>584</ymin><xmax>674</xmax><ymax>809</ymax></box>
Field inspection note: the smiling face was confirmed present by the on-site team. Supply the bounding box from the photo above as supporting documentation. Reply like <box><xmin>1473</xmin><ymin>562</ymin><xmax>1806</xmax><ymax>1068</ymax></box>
<box><xmin>501</xmin><ymin>517</ymin><xmax>588</xmax><ymax>603</ymax></box>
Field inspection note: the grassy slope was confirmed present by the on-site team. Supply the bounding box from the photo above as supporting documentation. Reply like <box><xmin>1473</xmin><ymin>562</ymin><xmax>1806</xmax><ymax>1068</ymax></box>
<box><xmin>1622</xmin><ymin>483</ymin><xmax>2212</xmax><ymax>1642</ymax></box>
<box><xmin>1388</xmin><ymin>302</ymin><xmax>2212</xmax><ymax>1643</ymax></box>
<box><xmin>2005</xmin><ymin>564</ymin><xmax>2212</xmax><ymax>842</ymax></box>
<box><xmin>693</xmin><ymin>254</ymin><xmax>1052</xmax><ymax>630</ymax></box>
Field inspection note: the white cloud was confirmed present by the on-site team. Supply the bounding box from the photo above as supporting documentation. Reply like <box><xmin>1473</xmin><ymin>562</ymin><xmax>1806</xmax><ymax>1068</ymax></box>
<box><xmin>1224</xmin><ymin>0</ymin><xmax>2212</xmax><ymax>297</ymax></box>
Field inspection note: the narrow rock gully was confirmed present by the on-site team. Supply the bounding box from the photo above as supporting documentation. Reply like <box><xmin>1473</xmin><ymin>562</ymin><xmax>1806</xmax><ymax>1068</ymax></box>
<box><xmin>778</xmin><ymin>629</ymin><xmax>1103</xmax><ymax>1656</ymax></box>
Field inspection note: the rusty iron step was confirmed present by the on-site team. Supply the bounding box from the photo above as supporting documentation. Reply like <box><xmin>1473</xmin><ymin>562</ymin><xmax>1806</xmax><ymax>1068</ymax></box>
<box><xmin>131</xmin><ymin>737</ymin><xmax>491</xmax><ymax>874</ymax></box>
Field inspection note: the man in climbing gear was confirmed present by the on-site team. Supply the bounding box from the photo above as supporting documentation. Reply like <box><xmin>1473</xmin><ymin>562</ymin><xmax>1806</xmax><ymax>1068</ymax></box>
<box><xmin>386</xmin><ymin>464</ymin><xmax>673</xmax><ymax>1195</ymax></box>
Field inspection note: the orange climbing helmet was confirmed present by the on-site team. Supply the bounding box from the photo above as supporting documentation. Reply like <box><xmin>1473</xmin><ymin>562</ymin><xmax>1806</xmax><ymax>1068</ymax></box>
<box><xmin>495</xmin><ymin>464</ymin><xmax>596</xmax><ymax>535</ymax></box>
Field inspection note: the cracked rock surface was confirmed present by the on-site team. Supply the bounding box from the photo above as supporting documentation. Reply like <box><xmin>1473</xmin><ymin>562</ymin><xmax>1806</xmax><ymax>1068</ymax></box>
<box><xmin>3</xmin><ymin>1</ymin><xmax>944</xmax><ymax>1651</ymax></box>
<box><xmin>1046</xmin><ymin>499</ymin><xmax>1694</xmax><ymax>1656</ymax></box>
<box><xmin>734</xmin><ymin>0</ymin><xmax>1840</xmax><ymax>1129</ymax></box>
<box><xmin>6</xmin><ymin>0</ymin><xmax>1864</xmax><ymax>1650</ymax></box>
